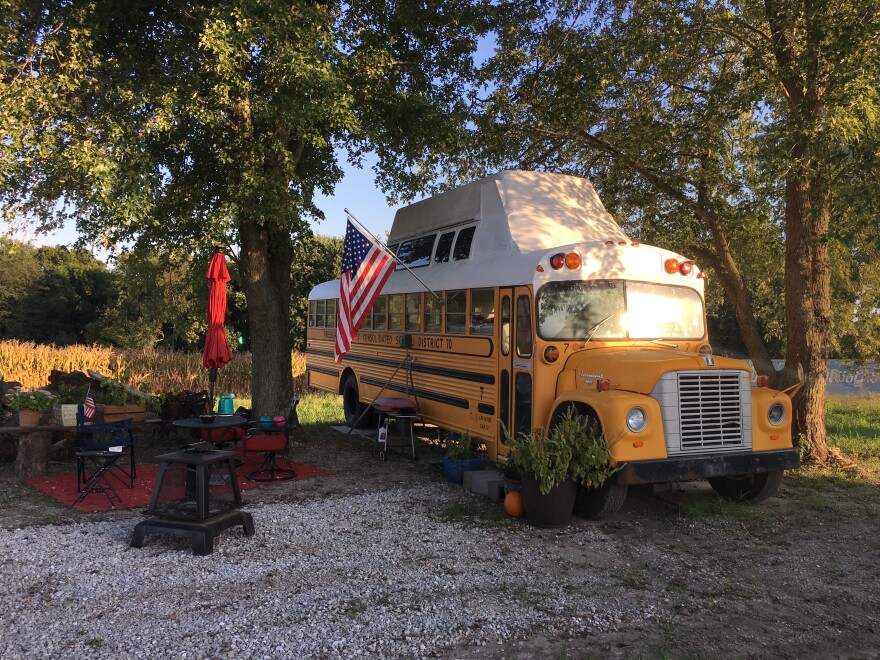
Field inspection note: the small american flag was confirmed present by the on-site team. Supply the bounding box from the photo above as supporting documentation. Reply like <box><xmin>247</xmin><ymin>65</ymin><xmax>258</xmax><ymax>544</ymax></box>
<box><xmin>336</xmin><ymin>220</ymin><xmax>395</xmax><ymax>362</ymax></box>
<box><xmin>84</xmin><ymin>388</ymin><xmax>96</xmax><ymax>419</ymax></box>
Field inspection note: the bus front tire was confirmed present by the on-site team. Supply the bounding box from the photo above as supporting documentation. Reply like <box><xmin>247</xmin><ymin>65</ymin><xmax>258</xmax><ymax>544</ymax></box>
<box><xmin>708</xmin><ymin>470</ymin><xmax>784</xmax><ymax>503</ymax></box>
<box><xmin>574</xmin><ymin>479</ymin><xmax>628</xmax><ymax>519</ymax></box>
<box><xmin>342</xmin><ymin>374</ymin><xmax>372</xmax><ymax>429</ymax></box>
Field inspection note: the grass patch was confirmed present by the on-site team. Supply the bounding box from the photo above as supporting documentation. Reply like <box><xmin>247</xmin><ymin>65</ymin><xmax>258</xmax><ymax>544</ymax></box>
<box><xmin>297</xmin><ymin>392</ymin><xmax>346</xmax><ymax>430</ymax></box>
<box><xmin>826</xmin><ymin>394</ymin><xmax>880</xmax><ymax>459</ymax></box>
<box><xmin>439</xmin><ymin>496</ymin><xmax>512</xmax><ymax>528</ymax></box>
<box><xmin>678</xmin><ymin>496</ymin><xmax>762</xmax><ymax>519</ymax></box>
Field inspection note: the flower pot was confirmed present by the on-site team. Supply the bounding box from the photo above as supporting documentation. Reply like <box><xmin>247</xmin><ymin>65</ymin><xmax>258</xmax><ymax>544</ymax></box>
<box><xmin>520</xmin><ymin>472</ymin><xmax>577</xmax><ymax>528</ymax></box>
<box><xmin>443</xmin><ymin>456</ymin><xmax>484</xmax><ymax>484</ymax></box>
<box><xmin>53</xmin><ymin>404</ymin><xmax>79</xmax><ymax>427</ymax></box>
<box><xmin>17</xmin><ymin>409</ymin><xmax>41</xmax><ymax>428</ymax></box>
<box><xmin>103</xmin><ymin>404</ymin><xmax>147</xmax><ymax>423</ymax></box>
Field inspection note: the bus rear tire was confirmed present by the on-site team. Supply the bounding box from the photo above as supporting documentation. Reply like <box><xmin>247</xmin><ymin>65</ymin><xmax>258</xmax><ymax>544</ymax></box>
<box><xmin>574</xmin><ymin>479</ymin><xmax>628</xmax><ymax>519</ymax></box>
<box><xmin>343</xmin><ymin>374</ymin><xmax>372</xmax><ymax>429</ymax></box>
<box><xmin>708</xmin><ymin>470</ymin><xmax>784</xmax><ymax>503</ymax></box>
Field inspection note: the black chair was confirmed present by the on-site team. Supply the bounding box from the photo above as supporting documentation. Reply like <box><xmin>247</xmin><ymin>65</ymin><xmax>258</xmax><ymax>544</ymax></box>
<box><xmin>75</xmin><ymin>405</ymin><xmax>137</xmax><ymax>505</ymax></box>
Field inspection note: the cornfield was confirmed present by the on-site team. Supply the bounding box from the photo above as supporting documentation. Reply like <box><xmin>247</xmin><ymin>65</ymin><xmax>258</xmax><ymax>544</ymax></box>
<box><xmin>0</xmin><ymin>340</ymin><xmax>308</xmax><ymax>395</ymax></box>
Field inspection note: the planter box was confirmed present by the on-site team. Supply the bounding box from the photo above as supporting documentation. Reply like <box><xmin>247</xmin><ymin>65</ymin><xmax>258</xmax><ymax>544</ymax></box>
<box><xmin>53</xmin><ymin>404</ymin><xmax>79</xmax><ymax>427</ymax></box>
<box><xmin>103</xmin><ymin>404</ymin><xmax>147</xmax><ymax>423</ymax></box>
<box><xmin>443</xmin><ymin>456</ymin><xmax>484</xmax><ymax>484</ymax></box>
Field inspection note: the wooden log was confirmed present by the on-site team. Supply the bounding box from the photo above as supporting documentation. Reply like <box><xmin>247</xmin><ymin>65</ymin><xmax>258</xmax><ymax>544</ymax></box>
<box><xmin>15</xmin><ymin>430</ymin><xmax>52</xmax><ymax>477</ymax></box>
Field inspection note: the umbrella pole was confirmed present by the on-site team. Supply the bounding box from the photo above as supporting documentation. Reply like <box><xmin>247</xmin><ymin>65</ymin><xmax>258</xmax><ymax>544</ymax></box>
<box><xmin>208</xmin><ymin>367</ymin><xmax>218</xmax><ymax>412</ymax></box>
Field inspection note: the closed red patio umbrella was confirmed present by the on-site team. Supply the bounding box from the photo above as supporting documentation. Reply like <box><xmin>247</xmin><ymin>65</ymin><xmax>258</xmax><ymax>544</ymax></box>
<box><xmin>202</xmin><ymin>250</ymin><xmax>233</xmax><ymax>410</ymax></box>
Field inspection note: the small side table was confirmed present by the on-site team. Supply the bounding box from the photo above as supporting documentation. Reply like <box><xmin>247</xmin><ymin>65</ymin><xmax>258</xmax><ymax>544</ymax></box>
<box><xmin>375</xmin><ymin>413</ymin><xmax>421</xmax><ymax>462</ymax></box>
<box><xmin>130</xmin><ymin>448</ymin><xmax>254</xmax><ymax>556</ymax></box>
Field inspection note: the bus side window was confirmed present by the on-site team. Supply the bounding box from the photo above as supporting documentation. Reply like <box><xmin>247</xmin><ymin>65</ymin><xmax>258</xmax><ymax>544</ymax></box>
<box><xmin>515</xmin><ymin>295</ymin><xmax>533</xmax><ymax>358</ymax></box>
<box><xmin>316</xmin><ymin>299</ymin><xmax>325</xmax><ymax>328</ymax></box>
<box><xmin>406</xmin><ymin>293</ymin><xmax>422</xmax><ymax>332</ymax></box>
<box><xmin>424</xmin><ymin>293</ymin><xmax>442</xmax><ymax>332</ymax></box>
<box><xmin>327</xmin><ymin>299</ymin><xmax>337</xmax><ymax>328</ymax></box>
<box><xmin>373</xmin><ymin>295</ymin><xmax>388</xmax><ymax>331</ymax></box>
<box><xmin>470</xmin><ymin>288</ymin><xmax>495</xmax><ymax>335</ymax></box>
<box><xmin>453</xmin><ymin>226</ymin><xmax>476</xmax><ymax>261</ymax></box>
<box><xmin>501</xmin><ymin>296</ymin><xmax>511</xmax><ymax>355</ymax></box>
<box><xmin>308</xmin><ymin>300</ymin><xmax>316</xmax><ymax>328</ymax></box>
<box><xmin>446</xmin><ymin>290</ymin><xmax>466</xmax><ymax>334</ymax></box>
<box><xmin>434</xmin><ymin>231</ymin><xmax>454</xmax><ymax>264</ymax></box>
<box><xmin>388</xmin><ymin>294</ymin><xmax>404</xmax><ymax>331</ymax></box>
<box><xmin>396</xmin><ymin>235</ymin><xmax>436</xmax><ymax>270</ymax></box>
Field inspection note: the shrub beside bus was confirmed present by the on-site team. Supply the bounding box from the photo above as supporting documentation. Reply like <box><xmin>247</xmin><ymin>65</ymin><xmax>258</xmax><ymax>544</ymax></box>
<box><xmin>306</xmin><ymin>171</ymin><xmax>800</xmax><ymax>517</ymax></box>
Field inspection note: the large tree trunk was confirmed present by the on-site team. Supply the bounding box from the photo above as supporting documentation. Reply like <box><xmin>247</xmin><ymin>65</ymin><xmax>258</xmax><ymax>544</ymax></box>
<box><xmin>783</xmin><ymin>173</ymin><xmax>832</xmax><ymax>462</ymax></box>
<box><xmin>239</xmin><ymin>218</ymin><xmax>294</xmax><ymax>418</ymax></box>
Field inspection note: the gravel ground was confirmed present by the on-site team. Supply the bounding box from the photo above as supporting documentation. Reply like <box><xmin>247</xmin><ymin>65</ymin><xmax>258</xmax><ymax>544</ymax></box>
<box><xmin>2</xmin><ymin>426</ymin><xmax>880</xmax><ymax>658</ymax></box>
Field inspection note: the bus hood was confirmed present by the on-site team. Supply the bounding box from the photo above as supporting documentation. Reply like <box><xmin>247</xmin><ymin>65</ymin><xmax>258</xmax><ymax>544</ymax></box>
<box><xmin>564</xmin><ymin>347</ymin><xmax>750</xmax><ymax>395</ymax></box>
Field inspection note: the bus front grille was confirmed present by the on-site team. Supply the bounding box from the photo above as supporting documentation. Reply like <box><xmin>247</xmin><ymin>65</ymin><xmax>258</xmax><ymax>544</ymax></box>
<box><xmin>651</xmin><ymin>370</ymin><xmax>751</xmax><ymax>455</ymax></box>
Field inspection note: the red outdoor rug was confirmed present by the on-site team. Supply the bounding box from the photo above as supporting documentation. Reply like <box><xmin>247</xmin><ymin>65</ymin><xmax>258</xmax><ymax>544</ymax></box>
<box><xmin>27</xmin><ymin>453</ymin><xmax>334</xmax><ymax>513</ymax></box>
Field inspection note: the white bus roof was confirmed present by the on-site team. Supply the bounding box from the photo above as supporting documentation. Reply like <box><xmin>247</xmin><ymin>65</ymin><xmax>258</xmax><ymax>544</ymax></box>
<box><xmin>388</xmin><ymin>170</ymin><xmax>628</xmax><ymax>248</ymax></box>
<box><xmin>310</xmin><ymin>170</ymin><xmax>700</xmax><ymax>300</ymax></box>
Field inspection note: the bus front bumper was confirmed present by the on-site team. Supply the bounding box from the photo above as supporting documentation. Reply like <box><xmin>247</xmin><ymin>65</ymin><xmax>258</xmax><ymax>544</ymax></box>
<box><xmin>616</xmin><ymin>448</ymin><xmax>800</xmax><ymax>485</ymax></box>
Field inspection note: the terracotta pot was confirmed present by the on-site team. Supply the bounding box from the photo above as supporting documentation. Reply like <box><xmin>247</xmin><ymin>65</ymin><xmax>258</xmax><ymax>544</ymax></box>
<box><xmin>18</xmin><ymin>409</ymin><xmax>41</xmax><ymax>428</ymax></box>
<box><xmin>520</xmin><ymin>472</ymin><xmax>576</xmax><ymax>528</ymax></box>
<box><xmin>103</xmin><ymin>404</ymin><xmax>147</xmax><ymax>423</ymax></box>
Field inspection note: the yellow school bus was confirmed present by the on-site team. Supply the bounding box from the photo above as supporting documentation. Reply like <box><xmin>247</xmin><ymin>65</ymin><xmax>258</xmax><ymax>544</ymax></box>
<box><xmin>307</xmin><ymin>171</ymin><xmax>799</xmax><ymax>516</ymax></box>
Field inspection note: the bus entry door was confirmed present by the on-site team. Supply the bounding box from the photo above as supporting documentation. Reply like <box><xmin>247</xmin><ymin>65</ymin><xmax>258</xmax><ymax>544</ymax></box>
<box><xmin>497</xmin><ymin>286</ymin><xmax>534</xmax><ymax>461</ymax></box>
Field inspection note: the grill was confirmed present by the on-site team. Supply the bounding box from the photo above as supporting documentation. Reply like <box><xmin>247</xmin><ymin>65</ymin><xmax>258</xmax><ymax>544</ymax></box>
<box><xmin>130</xmin><ymin>447</ymin><xmax>255</xmax><ymax>556</ymax></box>
<box><xmin>651</xmin><ymin>370</ymin><xmax>751</xmax><ymax>455</ymax></box>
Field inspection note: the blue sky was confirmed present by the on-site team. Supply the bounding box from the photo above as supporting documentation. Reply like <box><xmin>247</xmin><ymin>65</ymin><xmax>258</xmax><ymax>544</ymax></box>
<box><xmin>17</xmin><ymin>156</ymin><xmax>398</xmax><ymax>256</ymax></box>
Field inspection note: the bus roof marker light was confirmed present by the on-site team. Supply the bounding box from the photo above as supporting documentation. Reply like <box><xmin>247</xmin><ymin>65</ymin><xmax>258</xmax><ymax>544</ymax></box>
<box><xmin>664</xmin><ymin>258</ymin><xmax>680</xmax><ymax>274</ymax></box>
<box><xmin>564</xmin><ymin>252</ymin><xmax>581</xmax><ymax>269</ymax></box>
<box><xmin>549</xmin><ymin>253</ymin><xmax>565</xmax><ymax>270</ymax></box>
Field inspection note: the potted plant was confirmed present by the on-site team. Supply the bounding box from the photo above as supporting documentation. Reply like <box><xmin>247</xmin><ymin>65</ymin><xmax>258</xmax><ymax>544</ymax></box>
<box><xmin>442</xmin><ymin>431</ymin><xmax>483</xmax><ymax>483</ymax></box>
<box><xmin>505</xmin><ymin>407</ymin><xmax>619</xmax><ymax>528</ymax></box>
<box><xmin>53</xmin><ymin>383</ymin><xmax>89</xmax><ymax>427</ymax></box>
<box><xmin>99</xmin><ymin>371</ymin><xmax>147</xmax><ymax>423</ymax></box>
<box><xmin>4</xmin><ymin>388</ymin><xmax>56</xmax><ymax>428</ymax></box>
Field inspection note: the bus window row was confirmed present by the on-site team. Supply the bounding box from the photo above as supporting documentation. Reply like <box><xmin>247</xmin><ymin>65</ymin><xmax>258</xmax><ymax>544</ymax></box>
<box><xmin>309</xmin><ymin>288</ymin><xmax>495</xmax><ymax>336</ymax></box>
<box><xmin>387</xmin><ymin>224</ymin><xmax>477</xmax><ymax>270</ymax></box>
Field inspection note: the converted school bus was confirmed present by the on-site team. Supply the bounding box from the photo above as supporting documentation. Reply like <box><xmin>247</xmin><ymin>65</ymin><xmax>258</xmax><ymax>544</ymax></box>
<box><xmin>306</xmin><ymin>171</ymin><xmax>800</xmax><ymax>516</ymax></box>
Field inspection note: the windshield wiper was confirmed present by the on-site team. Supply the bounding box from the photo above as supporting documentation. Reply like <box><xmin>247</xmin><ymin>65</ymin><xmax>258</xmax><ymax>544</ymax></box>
<box><xmin>580</xmin><ymin>314</ymin><xmax>614</xmax><ymax>348</ymax></box>
<box><xmin>649</xmin><ymin>339</ymin><xmax>680</xmax><ymax>349</ymax></box>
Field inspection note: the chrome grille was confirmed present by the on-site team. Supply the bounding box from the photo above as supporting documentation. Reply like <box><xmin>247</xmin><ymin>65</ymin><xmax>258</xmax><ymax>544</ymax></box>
<box><xmin>651</xmin><ymin>370</ymin><xmax>752</xmax><ymax>455</ymax></box>
<box><xmin>677</xmin><ymin>372</ymin><xmax>745</xmax><ymax>450</ymax></box>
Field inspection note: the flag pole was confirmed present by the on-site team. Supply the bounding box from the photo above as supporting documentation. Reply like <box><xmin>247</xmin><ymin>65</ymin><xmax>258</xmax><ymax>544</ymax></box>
<box><xmin>344</xmin><ymin>208</ymin><xmax>443</xmax><ymax>304</ymax></box>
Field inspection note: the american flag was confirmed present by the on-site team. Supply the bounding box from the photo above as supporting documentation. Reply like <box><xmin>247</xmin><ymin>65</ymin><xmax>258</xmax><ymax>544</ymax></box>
<box><xmin>84</xmin><ymin>388</ymin><xmax>96</xmax><ymax>419</ymax></box>
<box><xmin>335</xmin><ymin>220</ymin><xmax>396</xmax><ymax>362</ymax></box>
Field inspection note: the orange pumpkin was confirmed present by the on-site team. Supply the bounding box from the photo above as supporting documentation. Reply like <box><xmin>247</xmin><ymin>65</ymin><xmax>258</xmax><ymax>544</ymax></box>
<box><xmin>504</xmin><ymin>490</ymin><xmax>525</xmax><ymax>518</ymax></box>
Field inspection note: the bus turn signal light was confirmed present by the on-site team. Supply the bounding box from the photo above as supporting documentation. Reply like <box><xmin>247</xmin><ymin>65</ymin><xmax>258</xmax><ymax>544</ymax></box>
<box><xmin>664</xmin><ymin>258</ymin><xmax>680</xmax><ymax>274</ymax></box>
<box><xmin>757</xmin><ymin>375</ymin><xmax>769</xmax><ymax>388</ymax></box>
<box><xmin>564</xmin><ymin>252</ymin><xmax>581</xmax><ymax>269</ymax></box>
<box><xmin>543</xmin><ymin>346</ymin><xmax>560</xmax><ymax>363</ymax></box>
<box><xmin>597</xmin><ymin>378</ymin><xmax>611</xmax><ymax>392</ymax></box>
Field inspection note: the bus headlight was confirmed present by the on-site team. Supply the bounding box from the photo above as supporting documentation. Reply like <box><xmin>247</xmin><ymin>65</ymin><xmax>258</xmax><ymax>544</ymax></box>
<box><xmin>626</xmin><ymin>407</ymin><xmax>647</xmax><ymax>433</ymax></box>
<box><xmin>768</xmin><ymin>402</ymin><xmax>785</xmax><ymax>426</ymax></box>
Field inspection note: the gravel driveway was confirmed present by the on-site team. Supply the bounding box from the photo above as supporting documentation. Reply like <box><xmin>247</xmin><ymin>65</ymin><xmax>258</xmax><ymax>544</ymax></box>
<box><xmin>1</xmin><ymin>427</ymin><xmax>879</xmax><ymax>658</ymax></box>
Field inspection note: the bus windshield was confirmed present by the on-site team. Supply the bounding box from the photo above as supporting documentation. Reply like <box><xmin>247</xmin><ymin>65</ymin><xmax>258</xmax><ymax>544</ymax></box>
<box><xmin>537</xmin><ymin>281</ymin><xmax>705</xmax><ymax>341</ymax></box>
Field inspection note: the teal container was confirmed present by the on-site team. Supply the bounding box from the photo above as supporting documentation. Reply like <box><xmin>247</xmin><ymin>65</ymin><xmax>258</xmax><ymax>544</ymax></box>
<box><xmin>218</xmin><ymin>394</ymin><xmax>235</xmax><ymax>415</ymax></box>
